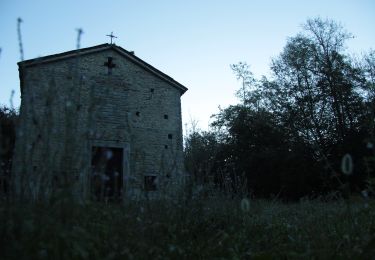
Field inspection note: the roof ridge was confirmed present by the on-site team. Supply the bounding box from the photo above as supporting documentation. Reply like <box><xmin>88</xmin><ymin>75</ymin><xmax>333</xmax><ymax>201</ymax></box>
<box><xmin>18</xmin><ymin>43</ymin><xmax>188</xmax><ymax>94</ymax></box>
<box><xmin>18</xmin><ymin>43</ymin><xmax>111</xmax><ymax>65</ymax></box>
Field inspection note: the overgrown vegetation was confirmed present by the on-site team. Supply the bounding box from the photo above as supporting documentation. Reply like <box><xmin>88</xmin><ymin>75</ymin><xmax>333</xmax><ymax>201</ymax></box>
<box><xmin>1</xmin><ymin>196</ymin><xmax>375</xmax><ymax>259</ymax></box>
<box><xmin>185</xmin><ymin>18</ymin><xmax>375</xmax><ymax>200</ymax></box>
<box><xmin>0</xmin><ymin>106</ymin><xmax>17</xmax><ymax>197</ymax></box>
<box><xmin>1</xmin><ymin>17</ymin><xmax>375</xmax><ymax>259</ymax></box>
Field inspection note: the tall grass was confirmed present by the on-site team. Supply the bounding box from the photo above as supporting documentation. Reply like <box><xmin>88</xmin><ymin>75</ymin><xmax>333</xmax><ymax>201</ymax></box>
<box><xmin>1</xmin><ymin>195</ymin><xmax>375</xmax><ymax>259</ymax></box>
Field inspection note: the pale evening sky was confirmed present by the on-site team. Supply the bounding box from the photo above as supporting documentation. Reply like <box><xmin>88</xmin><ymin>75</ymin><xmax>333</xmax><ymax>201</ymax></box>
<box><xmin>0</xmin><ymin>0</ymin><xmax>374</xmax><ymax>130</ymax></box>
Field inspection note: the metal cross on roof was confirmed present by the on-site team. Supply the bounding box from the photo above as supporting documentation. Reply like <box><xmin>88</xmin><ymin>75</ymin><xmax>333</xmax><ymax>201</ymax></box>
<box><xmin>106</xmin><ymin>32</ymin><xmax>117</xmax><ymax>44</ymax></box>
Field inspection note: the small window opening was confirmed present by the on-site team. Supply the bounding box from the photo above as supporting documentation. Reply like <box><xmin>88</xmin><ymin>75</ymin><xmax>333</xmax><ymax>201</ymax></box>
<box><xmin>150</xmin><ymin>88</ymin><xmax>154</xmax><ymax>93</ymax></box>
<box><xmin>164</xmin><ymin>145</ymin><xmax>168</xmax><ymax>149</ymax></box>
<box><xmin>136</xmin><ymin>111</ymin><xmax>140</xmax><ymax>117</ymax></box>
<box><xmin>164</xmin><ymin>114</ymin><xmax>168</xmax><ymax>119</ymax></box>
<box><xmin>168</xmin><ymin>134</ymin><xmax>173</xmax><ymax>139</ymax></box>
<box><xmin>144</xmin><ymin>176</ymin><xmax>157</xmax><ymax>191</ymax></box>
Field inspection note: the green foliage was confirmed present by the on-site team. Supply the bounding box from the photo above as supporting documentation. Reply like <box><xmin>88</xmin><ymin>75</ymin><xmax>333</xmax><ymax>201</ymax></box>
<box><xmin>185</xmin><ymin>17</ymin><xmax>375</xmax><ymax>199</ymax></box>
<box><xmin>261</xmin><ymin>18</ymin><xmax>373</xmax><ymax>194</ymax></box>
<box><xmin>1</xmin><ymin>197</ymin><xmax>375</xmax><ymax>259</ymax></box>
<box><xmin>210</xmin><ymin>105</ymin><xmax>322</xmax><ymax>198</ymax></box>
<box><xmin>184</xmin><ymin>130</ymin><xmax>219</xmax><ymax>184</ymax></box>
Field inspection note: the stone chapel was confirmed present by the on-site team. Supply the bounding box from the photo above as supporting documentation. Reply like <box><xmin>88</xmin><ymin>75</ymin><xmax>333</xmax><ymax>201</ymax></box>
<box><xmin>12</xmin><ymin>43</ymin><xmax>188</xmax><ymax>201</ymax></box>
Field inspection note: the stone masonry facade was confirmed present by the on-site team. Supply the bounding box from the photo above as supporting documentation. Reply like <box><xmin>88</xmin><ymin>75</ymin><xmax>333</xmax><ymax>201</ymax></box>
<box><xmin>13</xmin><ymin>44</ymin><xmax>188</xmax><ymax>200</ymax></box>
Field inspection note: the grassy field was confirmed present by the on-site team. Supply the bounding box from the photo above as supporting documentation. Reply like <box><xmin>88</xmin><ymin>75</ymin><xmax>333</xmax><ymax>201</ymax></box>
<box><xmin>1</xmin><ymin>194</ymin><xmax>375</xmax><ymax>259</ymax></box>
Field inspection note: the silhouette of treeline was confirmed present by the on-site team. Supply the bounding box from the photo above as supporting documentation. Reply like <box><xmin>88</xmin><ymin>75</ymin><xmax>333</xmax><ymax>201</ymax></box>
<box><xmin>184</xmin><ymin>18</ymin><xmax>375</xmax><ymax>200</ymax></box>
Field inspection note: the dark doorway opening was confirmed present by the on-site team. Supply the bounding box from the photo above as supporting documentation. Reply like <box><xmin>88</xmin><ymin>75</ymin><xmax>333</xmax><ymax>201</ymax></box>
<box><xmin>91</xmin><ymin>146</ymin><xmax>123</xmax><ymax>202</ymax></box>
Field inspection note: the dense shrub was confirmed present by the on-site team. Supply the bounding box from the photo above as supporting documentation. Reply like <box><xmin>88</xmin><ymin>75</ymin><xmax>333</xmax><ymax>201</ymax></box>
<box><xmin>0</xmin><ymin>106</ymin><xmax>17</xmax><ymax>196</ymax></box>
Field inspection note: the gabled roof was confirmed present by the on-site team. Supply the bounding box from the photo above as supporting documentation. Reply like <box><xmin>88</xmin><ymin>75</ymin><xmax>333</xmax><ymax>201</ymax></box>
<box><xmin>18</xmin><ymin>43</ymin><xmax>188</xmax><ymax>94</ymax></box>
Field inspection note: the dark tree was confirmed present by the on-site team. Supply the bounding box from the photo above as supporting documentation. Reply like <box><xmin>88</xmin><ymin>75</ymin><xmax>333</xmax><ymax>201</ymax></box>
<box><xmin>211</xmin><ymin>104</ymin><xmax>322</xmax><ymax>199</ymax></box>
<box><xmin>264</xmin><ymin>18</ymin><xmax>369</xmax><ymax>189</ymax></box>
<box><xmin>185</xmin><ymin>18</ymin><xmax>374</xmax><ymax>199</ymax></box>
<box><xmin>0</xmin><ymin>106</ymin><xmax>18</xmax><ymax>195</ymax></box>
<box><xmin>184</xmin><ymin>130</ymin><xmax>219</xmax><ymax>184</ymax></box>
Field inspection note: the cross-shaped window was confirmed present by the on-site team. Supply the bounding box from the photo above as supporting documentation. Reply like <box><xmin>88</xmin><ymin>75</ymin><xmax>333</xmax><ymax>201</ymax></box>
<box><xmin>104</xmin><ymin>57</ymin><xmax>116</xmax><ymax>75</ymax></box>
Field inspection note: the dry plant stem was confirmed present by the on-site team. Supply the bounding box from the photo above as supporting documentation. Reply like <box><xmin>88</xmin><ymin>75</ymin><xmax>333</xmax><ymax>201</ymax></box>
<box><xmin>17</xmin><ymin>18</ymin><xmax>24</xmax><ymax>61</ymax></box>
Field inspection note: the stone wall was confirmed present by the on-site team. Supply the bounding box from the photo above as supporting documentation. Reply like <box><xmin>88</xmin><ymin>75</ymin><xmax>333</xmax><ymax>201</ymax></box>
<box><xmin>13</xmin><ymin>48</ymin><xmax>185</xmax><ymax>200</ymax></box>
